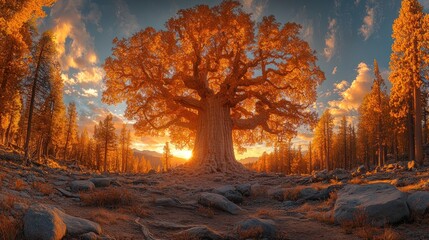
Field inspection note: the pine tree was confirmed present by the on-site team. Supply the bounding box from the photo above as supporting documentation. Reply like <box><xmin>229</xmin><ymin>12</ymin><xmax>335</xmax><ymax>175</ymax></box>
<box><xmin>94</xmin><ymin>114</ymin><xmax>117</xmax><ymax>172</ymax></box>
<box><xmin>63</xmin><ymin>102</ymin><xmax>78</xmax><ymax>161</ymax></box>
<box><xmin>162</xmin><ymin>142</ymin><xmax>173</xmax><ymax>172</ymax></box>
<box><xmin>389</xmin><ymin>0</ymin><xmax>429</xmax><ymax>165</ymax></box>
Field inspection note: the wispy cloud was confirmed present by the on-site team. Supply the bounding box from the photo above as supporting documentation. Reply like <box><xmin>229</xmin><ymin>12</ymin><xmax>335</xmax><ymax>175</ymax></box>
<box><xmin>324</xmin><ymin>18</ymin><xmax>337</xmax><ymax>61</ymax></box>
<box><xmin>81</xmin><ymin>88</ymin><xmax>98</xmax><ymax>98</ymax></box>
<box><xmin>332</xmin><ymin>66</ymin><xmax>338</xmax><ymax>75</ymax></box>
<box><xmin>359</xmin><ymin>6</ymin><xmax>376</xmax><ymax>40</ymax></box>
<box><xmin>240</xmin><ymin>0</ymin><xmax>268</xmax><ymax>21</ymax></box>
<box><xmin>115</xmin><ymin>0</ymin><xmax>140</xmax><ymax>36</ymax></box>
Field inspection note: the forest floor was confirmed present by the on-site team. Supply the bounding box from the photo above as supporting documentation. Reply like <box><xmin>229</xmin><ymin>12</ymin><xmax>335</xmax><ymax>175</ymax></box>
<box><xmin>1</xmin><ymin>147</ymin><xmax>429</xmax><ymax>239</ymax></box>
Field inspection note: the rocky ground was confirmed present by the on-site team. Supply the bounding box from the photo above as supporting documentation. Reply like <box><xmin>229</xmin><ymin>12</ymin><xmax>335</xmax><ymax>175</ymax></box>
<box><xmin>1</xmin><ymin>149</ymin><xmax>429</xmax><ymax>239</ymax></box>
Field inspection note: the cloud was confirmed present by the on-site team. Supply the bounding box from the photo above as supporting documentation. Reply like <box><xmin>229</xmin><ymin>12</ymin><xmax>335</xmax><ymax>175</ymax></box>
<box><xmin>75</xmin><ymin>67</ymin><xmax>104</xmax><ymax>84</ymax></box>
<box><xmin>329</xmin><ymin>62</ymin><xmax>373</xmax><ymax>114</ymax></box>
<box><xmin>355</xmin><ymin>0</ymin><xmax>361</xmax><ymax>5</ymax></box>
<box><xmin>359</xmin><ymin>6</ymin><xmax>376</xmax><ymax>40</ymax></box>
<box><xmin>240</xmin><ymin>0</ymin><xmax>268</xmax><ymax>21</ymax></box>
<box><xmin>115</xmin><ymin>0</ymin><xmax>140</xmax><ymax>36</ymax></box>
<box><xmin>324</xmin><ymin>18</ymin><xmax>337</xmax><ymax>61</ymax></box>
<box><xmin>81</xmin><ymin>88</ymin><xmax>98</xmax><ymax>98</ymax></box>
<box><xmin>334</xmin><ymin>80</ymin><xmax>349</xmax><ymax>91</ymax></box>
<box><xmin>50</xmin><ymin>1</ymin><xmax>99</xmax><ymax>71</ymax></box>
<box><xmin>332</xmin><ymin>66</ymin><xmax>338</xmax><ymax>75</ymax></box>
<box><xmin>85</xmin><ymin>2</ymin><xmax>102</xmax><ymax>32</ymax></box>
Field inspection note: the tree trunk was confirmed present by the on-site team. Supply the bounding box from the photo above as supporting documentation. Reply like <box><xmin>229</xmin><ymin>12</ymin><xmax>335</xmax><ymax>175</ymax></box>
<box><xmin>408</xmin><ymin>103</ymin><xmax>415</xmax><ymax>162</ymax></box>
<box><xmin>24</xmin><ymin>43</ymin><xmax>45</xmax><ymax>165</ymax></box>
<box><xmin>414</xmin><ymin>85</ymin><xmax>423</xmax><ymax>165</ymax></box>
<box><xmin>190</xmin><ymin>97</ymin><xmax>244</xmax><ymax>173</ymax></box>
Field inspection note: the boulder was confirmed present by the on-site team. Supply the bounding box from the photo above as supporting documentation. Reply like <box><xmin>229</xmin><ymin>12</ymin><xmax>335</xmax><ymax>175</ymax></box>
<box><xmin>391</xmin><ymin>177</ymin><xmax>418</xmax><ymax>187</ymax></box>
<box><xmin>213</xmin><ymin>185</ymin><xmax>243</xmax><ymax>204</ymax></box>
<box><xmin>175</xmin><ymin>226</ymin><xmax>223</xmax><ymax>240</ymax></box>
<box><xmin>357</xmin><ymin>165</ymin><xmax>367</xmax><ymax>174</ymax></box>
<box><xmin>89</xmin><ymin>178</ymin><xmax>112</xmax><ymax>188</ymax></box>
<box><xmin>312</xmin><ymin>169</ymin><xmax>329</xmax><ymax>181</ymax></box>
<box><xmin>267</xmin><ymin>188</ymin><xmax>285</xmax><ymax>201</ymax></box>
<box><xmin>24</xmin><ymin>204</ymin><xmax>67</xmax><ymax>240</ymax></box>
<box><xmin>406</xmin><ymin>191</ymin><xmax>429</xmax><ymax>216</ymax></box>
<box><xmin>79</xmin><ymin>232</ymin><xmax>99</xmax><ymax>240</ymax></box>
<box><xmin>334</xmin><ymin>184</ymin><xmax>409</xmax><ymax>226</ymax></box>
<box><xmin>329</xmin><ymin>168</ymin><xmax>352</xmax><ymax>181</ymax></box>
<box><xmin>299</xmin><ymin>188</ymin><xmax>319</xmax><ymax>200</ymax></box>
<box><xmin>154</xmin><ymin>197</ymin><xmax>181</xmax><ymax>207</ymax></box>
<box><xmin>235</xmin><ymin>218</ymin><xmax>277</xmax><ymax>239</ymax></box>
<box><xmin>59</xmin><ymin>211</ymin><xmax>102</xmax><ymax>236</ymax></box>
<box><xmin>24</xmin><ymin>204</ymin><xmax>101</xmax><ymax>239</ymax></box>
<box><xmin>70</xmin><ymin>180</ymin><xmax>95</xmax><ymax>192</ymax></box>
<box><xmin>236</xmin><ymin>183</ymin><xmax>251</xmax><ymax>197</ymax></box>
<box><xmin>198</xmin><ymin>192</ymin><xmax>242</xmax><ymax>215</ymax></box>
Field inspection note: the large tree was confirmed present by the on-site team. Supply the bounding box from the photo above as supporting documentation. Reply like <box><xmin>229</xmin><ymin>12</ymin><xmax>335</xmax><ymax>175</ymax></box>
<box><xmin>389</xmin><ymin>0</ymin><xmax>429</xmax><ymax>165</ymax></box>
<box><xmin>103</xmin><ymin>1</ymin><xmax>324</xmax><ymax>173</ymax></box>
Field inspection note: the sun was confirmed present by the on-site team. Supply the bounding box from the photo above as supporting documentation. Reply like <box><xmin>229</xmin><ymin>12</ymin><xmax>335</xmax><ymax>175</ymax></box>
<box><xmin>172</xmin><ymin>149</ymin><xmax>193</xmax><ymax>160</ymax></box>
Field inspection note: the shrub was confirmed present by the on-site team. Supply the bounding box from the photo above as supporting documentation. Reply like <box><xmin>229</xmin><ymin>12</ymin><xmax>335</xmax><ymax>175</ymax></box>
<box><xmin>0</xmin><ymin>215</ymin><xmax>22</xmax><ymax>240</ymax></box>
<box><xmin>80</xmin><ymin>188</ymin><xmax>134</xmax><ymax>208</ymax></box>
<box><xmin>12</xmin><ymin>179</ymin><xmax>26</xmax><ymax>191</ymax></box>
<box><xmin>32</xmin><ymin>181</ymin><xmax>54</xmax><ymax>195</ymax></box>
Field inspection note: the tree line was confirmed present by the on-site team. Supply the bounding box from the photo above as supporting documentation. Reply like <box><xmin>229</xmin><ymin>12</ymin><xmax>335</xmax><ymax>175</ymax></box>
<box><xmin>0</xmin><ymin>0</ymin><xmax>161</xmax><ymax>173</ymax></box>
<box><xmin>250</xmin><ymin>0</ymin><xmax>429</xmax><ymax>174</ymax></box>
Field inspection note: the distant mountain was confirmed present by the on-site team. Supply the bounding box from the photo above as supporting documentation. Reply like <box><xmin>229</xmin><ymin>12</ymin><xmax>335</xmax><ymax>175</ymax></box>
<box><xmin>132</xmin><ymin>149</ymin><xmax>187</xmax><ymax>169</ymax></box>
<box><xmin>238</xmin><ymin>157</ymin><xmax>258</xmax><ymax>164</ymax></box>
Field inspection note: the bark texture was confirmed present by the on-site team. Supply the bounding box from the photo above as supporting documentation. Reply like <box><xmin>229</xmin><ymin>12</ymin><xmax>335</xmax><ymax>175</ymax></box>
<box><xmin>189</xmin><ymin>97</ymin><xmax>244</xmax><ymax>173</ymax></box>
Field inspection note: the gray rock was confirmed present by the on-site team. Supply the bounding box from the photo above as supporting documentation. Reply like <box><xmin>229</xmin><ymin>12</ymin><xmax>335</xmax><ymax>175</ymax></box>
<box><xmin>213</xmin><ymin>185</ymin><xmax>243</xmax><ymax>204</ymax></box>
<box><xmin>236</xmin><ymin>183</ymin><xmax>251</xmax><ymax>197</ymax></box>
<box><xmin>357</xmin><ymin>165</ymin><xmax>367</xmax><ymax>174</ymax></box>
<box><xmin>198</xmin><ymin>192</ymin><xmax>243</xmax><ymax>215</ymax></box>
<box><xmin>58</xmin><ymin>211</ymin><xmax>102</xmax><ymax>236</ymax></box>
<box><xmin>334</xmin><ymin>184</ymin><xmax>409</xmax><ymax>226</ymax></box>
<box><xmin>407</xmin><ymin>191</ymin><xmax>429</xmax><ymax>216</ymax></box>
<box><xmin>154</xmin><ymin>197</ymin><xmax>181</xmax><ymax>207</ymax></box>
<box><xmin>89</xmin><ymin>178</ymin><xmax>112</xmax><ymax>188</ymax></box>
<box><xmin>329</xmin><ymin>168</ymin><xmax>352</xmax><ymax>181</ymax></box>
<box><xmin>235</xmin><ymin>218</ymin><xmax>277</xmax><ymax>239</ymax></box>
<box><xmin>79</xmin><ymin>232</ymin><xmax>99</xmax><ymax>240</ymax></box>
<box><xmin>24</xmin><ymin>204</ymin><xmax>102</xmax><ymax>239</ymax></box>
<box><xmin>299</xmin><ymin>188</ymin><xmax>319</xmax><ymax>199</ymax></box>
<box><xmin>176</xmin><ymin>226</ymin><xmax>223</xmax><ymax>240</ymax></box>
<box><xmin>312</xmin><ymin>169</ymin><xmax>329</xmax><ymax>181</ymax></box>
<box><xmin>70</xmin><ymin>180</ymin><xmax>95</xmax><ymax>192</ymax></box>
<box><xmin>267</xmin><ymin>188</ymin><xmax>285</xmax><ymax>201</ymax></box>
<box><xmin>24</xmin><ymin>204</ymin><xmax>67</xmax><ymax>240</ymax></box>
<box><xmin>391</xmin><ymin>177</ymin><xmax>418</xmax><ymax>187</ymax></box>
<box><xmin>53</xmin><ymin>181</ymin><xmax>67</xmax><ymax>186</ymax></box>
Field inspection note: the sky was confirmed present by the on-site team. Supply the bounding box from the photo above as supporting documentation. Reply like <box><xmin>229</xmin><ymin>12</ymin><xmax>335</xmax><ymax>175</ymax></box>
<box><xmin>38</xmin><ymin>0</ymin><xmax>429</xmax><ymax>160</ymax></box>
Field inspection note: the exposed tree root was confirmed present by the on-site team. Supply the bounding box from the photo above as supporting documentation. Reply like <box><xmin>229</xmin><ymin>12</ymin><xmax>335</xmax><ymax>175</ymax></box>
<box><xmin>134</xmin><ymin>217</ymin><xmax>158</xmax><ymax>240</ymax></box>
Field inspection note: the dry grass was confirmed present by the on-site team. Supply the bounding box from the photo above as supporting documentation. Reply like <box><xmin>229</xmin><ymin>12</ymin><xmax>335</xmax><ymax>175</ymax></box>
<box><xmin>0</xmin><ymin>215</ymin><xmax>22</xmax><ymax>240</ymax></box>
<box><xmin>196</xmin><ymin>206</ymin><xmax>215</xmax><ymax>218</ymax></box>
<box><xmin>254</xmin><ymin>208</ymin><xmax>277</xmax><ymax>219</ymax></box>
<box><xmin>350</xmin><ymin>177</ymin><xmax>365</xmax><ymax>184</ymax></box>
<box><xmin>87</xmin><ymin>208</ymin><xmax>128</xmax><ymax>225</ymax></box>
<box><xmin>0</xmin><ymin>195</ymin><xmax>16</xmax><ymax>212</ymax></box>
<box><xmin>12</xmin><ymin>179</ymin><xmax>26</xmax><ymax>191</ymax></box>
<box><xmin>32</xmin><ymin>181</ymin><xmax>54</xmax><ymax>196</ymax></box>
<box><xmin>307</xmin><ymin>210</ymin><xmax>335</xmax><ymax>224</ymax></box>
<box><xmin>374</xmin><ymin>228</ymin><xmax>402</xmax><ymax>240</ymax></box>
<box><xmin>283</xmin><ymin>187</ymin><xmax>302</xmax><ymax>201</ymax></box>
<box><xmin>237</xmin><ymin>225</ymin><xmax>264</xmax><ymax>239</ymax></box>
<box><xmin>129</xmin><ymin>205</ymin><xmax>152</xmax><ymax>218</ymax></box>
<box><xmin>325</xmin><ymin>191</ymin><xmax>338</xmax><ymax>208</ymax></box>
<box><xmin>80</xmin><ymin>188</ymin><xmax>134</xmax><ymax>208</ymax></box>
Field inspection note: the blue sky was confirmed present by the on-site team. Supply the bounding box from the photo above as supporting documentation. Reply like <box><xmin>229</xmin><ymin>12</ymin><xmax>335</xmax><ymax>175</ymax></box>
<box><xmin>39</xmin><ymin>0</ymin><xmax>429</xmax><ymax>159</ymax></box>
